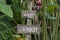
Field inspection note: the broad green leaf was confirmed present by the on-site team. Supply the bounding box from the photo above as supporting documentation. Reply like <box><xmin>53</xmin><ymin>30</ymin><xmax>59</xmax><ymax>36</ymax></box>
<box><xmin>0</xmin><ymin>0</ymin><xmax>6</xmax><ymax>4</ymax></box>
<box><xmin>45</xmin><ymin>13</ymin><xmax>56</xmax><ymax>19</ymax></box>
<box><xmin>0</xmin><ymin>4</ymin><xmax>13</xmax><ymax>17</ymax></box>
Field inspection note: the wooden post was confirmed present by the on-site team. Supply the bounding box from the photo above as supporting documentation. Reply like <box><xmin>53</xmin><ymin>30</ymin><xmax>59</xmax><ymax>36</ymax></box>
<box><xmin>26</xmin><ymin>19</ymin><xmax>31</xmax><ymax>40</ymax></box>
<box><xmin>26</xmin><ymin>1</ymin><xmax>32</xmax><ymax>40</ymax></box>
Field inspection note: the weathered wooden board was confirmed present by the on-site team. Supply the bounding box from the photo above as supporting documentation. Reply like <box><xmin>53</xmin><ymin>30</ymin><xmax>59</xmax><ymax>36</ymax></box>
<box><xmin>17</xmin><ymin>24</ymin><xmax>40</xmax><ymax>34</ymax></box>
<box><xmin>22</xmin><ymin>10</ymin><xmax>36</xmax><ymax>19</ymax></box>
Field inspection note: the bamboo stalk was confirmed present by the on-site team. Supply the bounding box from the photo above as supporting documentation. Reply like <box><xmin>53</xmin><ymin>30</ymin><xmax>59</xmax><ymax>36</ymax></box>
<box><xmin>55</xmin><ymin>9</ymin><xmax>59</xmax><ymax>40</ymax></box>
<box><xmin>42</xmin><ymin>0</ymin><xmax>49</xmax><ymax>40</ymax></box>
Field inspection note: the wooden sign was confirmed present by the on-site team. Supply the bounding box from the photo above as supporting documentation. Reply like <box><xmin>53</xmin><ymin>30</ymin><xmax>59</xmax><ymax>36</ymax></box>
<box><xmin>17</xmin><ymin>24</ymin><xmax>40</xmax><ymax>34</ymax></box>
<box><xmin>22</xmin><ymin>10</ymin><xmax>36</xmax><ymax>19</ymax></box>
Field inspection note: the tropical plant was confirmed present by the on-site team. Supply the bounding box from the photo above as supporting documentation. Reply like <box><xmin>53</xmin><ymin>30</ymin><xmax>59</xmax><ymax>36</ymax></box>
<box><xmin>0</xmin><ymin>0</ymin><xmax>60</xmax><ymax>40</ymax></box>
<box><xmin>0</xmin><ymin>0</ymin><xmax>16</xmax><ymax>40</ymax></box>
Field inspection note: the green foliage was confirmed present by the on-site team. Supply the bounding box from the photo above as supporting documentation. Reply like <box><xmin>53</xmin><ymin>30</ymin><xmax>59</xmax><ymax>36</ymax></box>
<box><xmin>46</xmin><ymin>1</ymin><xmax>58</xmax><ymax>13</ymax></box>
<box><xmin>0</xmin><ymin>15</ymin><xmax>16</xmax><ymax>40</ymax></box>
<box><xmin>0</xmin><ymin>0</ymin><xmax>13</xmax><ymax>17</ymax></box>
<box><xmin>0</xmin><ymin>0</ymin><xmax>16</xmax><ymax>40</ymax></box>
<box><xmin>0</xmin><ymin>0</ymin><xmax>6</xmax><ymax>4</ymax></box>
<box><xmin>0</xmin><ymin>4</ymin><xmax>13</xmax><ymax>17</ymax></box>
<box><xmin>0</xmin><ymin>0</ymin><xmax>59</xmax><ymax>40</ymax></box>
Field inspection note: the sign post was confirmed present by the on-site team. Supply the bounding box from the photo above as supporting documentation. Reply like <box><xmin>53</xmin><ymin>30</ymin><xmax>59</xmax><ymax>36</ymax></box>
<box><xmin>26</xmin><ymin>1</ymin><xmax>34</xmax><ymax>40</ymax></box>
<box><xmin>17</xmin><ymin>0</ymin><xmax>40</xmax><ymax>40</ymax></box>
<box><xmin>17</xmin><ymin>24</ymin><xmax>40</xmax><ymax>34</ymax></box>
<box><xmin>17</xmin><ymin>25</ymin><xmax>40</xmax><ymax>40</ymax></box>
